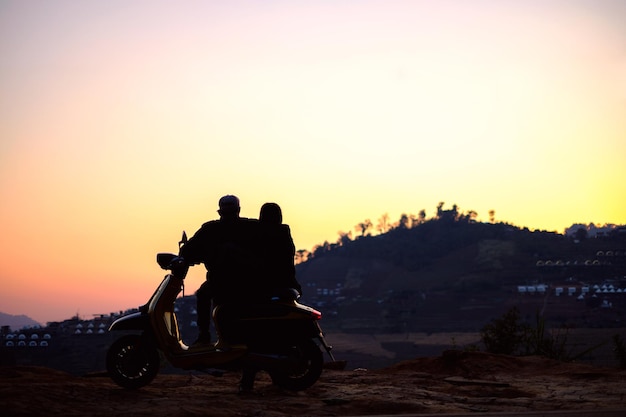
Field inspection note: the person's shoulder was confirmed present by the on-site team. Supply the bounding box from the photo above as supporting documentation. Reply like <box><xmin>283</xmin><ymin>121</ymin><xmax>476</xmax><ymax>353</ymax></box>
<box><xmin>201</xmin><ymin>219</ymin><xmax>220</xmax><ymax>228</ymax></box>
<box><xmin>239</xmin><ymin>217</ymin><xmax>259</xmax><ymax>228</ymax></box>
<box><xmin>259</xmin><ymin>222</ymin><xmax>290</xmax><ymax>231</ymax></box>
<box><xmin>231</xmin><ymin>217</ymin><xmax>258</xmax><ymax>235</ymax></box>
<box><xmin>195</xmin><ymin>219</ymin><xmax>221</xmax><ymax>235</ymax></box>
<box><xmin>267</xmin><ymin>223</ymin><xmax>292</xmax><ymax>239</ymax></box>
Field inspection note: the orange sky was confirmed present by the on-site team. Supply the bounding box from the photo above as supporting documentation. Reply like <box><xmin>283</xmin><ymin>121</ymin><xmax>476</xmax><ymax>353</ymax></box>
<box><xmin>1</xmin><ymin>0</ymin><xmax>625</xmax><ymax>324</ymax></box>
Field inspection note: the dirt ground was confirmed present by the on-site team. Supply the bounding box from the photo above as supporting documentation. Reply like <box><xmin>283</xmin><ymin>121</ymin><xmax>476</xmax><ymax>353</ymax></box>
<box><xmin>2</xmin><ymin>350</ymin><xmax>626</xmax><ymax>417</ymax></box>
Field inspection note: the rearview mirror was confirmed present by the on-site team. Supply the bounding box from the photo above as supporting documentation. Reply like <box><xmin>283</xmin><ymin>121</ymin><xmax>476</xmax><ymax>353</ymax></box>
<box><xmin>179</xmin><ymin>231</ymin><xmax>188</xmax><ymax>248</ymax></box>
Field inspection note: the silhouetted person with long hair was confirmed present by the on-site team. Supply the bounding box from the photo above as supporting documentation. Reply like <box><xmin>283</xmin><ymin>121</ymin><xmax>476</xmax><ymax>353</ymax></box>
<box><xmin>257</xmin><ymin>202</ymin><xmax>302</xmax><ymax>296</ymax></box>
<box><xmin>239</xmin><ymin>202</ymin><xmax>303</xmax><ymax>393</ymax></box>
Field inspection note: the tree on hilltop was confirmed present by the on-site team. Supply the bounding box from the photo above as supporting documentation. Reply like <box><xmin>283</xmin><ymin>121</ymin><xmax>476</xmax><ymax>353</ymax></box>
<box><xmin>376</xmin><ymin>213</ymin><xmax>391</xmax><ymax>234</ymax></box>
<box><xmin>355</xmin><ymin>219</ymin><xmax>373</xmax><ymax>237</ymax></box>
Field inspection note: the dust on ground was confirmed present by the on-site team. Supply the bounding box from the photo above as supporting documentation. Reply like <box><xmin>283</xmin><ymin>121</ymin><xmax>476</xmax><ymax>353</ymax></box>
<box><xmin>2</xmin><ymin>350</ymin><xmax>626</xmax><ymax>416</ymax></box>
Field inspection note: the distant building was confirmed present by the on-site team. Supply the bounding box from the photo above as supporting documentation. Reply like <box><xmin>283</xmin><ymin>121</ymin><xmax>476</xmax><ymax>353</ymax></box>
<box><xmin>565</xmin><ymin>223</ymin><xmax>622</xmax><ymax>238</ymax></box>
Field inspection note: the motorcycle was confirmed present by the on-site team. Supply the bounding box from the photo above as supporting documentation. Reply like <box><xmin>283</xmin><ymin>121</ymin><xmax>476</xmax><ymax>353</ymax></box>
<box><xmin>106</xmin><ymin>233</ymin><xmax>337</xmax><ymax>390</ymax></box>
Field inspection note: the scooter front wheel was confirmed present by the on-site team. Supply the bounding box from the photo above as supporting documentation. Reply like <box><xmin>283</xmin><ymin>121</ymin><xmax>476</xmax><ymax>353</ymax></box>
<box><xmin>269</xmin><ymin>338</ymin><xmax>323</xmax><ymax>391</ymax></box>
<box><xmin>106</xmin><ymin>334</ymin><xmax>160</xmax><ymax>389</ymax></box>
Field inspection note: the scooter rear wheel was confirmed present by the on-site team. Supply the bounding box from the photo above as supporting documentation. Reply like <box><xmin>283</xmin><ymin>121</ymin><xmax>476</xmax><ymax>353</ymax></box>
<box><xmin>269</xmin><ymin>338</ymin><xmax>323</xmax><ymax>391</ymax></box>
<box><xmin>106</xmin><ymin>334</ymin><xmax>160</xmax><ymax>389</ymax></box>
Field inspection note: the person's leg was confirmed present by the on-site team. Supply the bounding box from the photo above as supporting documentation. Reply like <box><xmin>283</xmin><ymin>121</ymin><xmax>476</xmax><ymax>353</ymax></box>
<box><xmin>194</xmin><ymin>280</ymin><xmax>212</xmax><ymax>344</ymax></box>
<box><xmin>239</xmin><ymin>368</ymin><xmax>256</xmax><ymax>393</ymax></box>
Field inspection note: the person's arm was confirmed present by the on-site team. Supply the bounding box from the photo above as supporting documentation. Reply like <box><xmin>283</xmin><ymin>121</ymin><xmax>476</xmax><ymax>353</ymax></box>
<box><xmin>180</xmin><ymin>222</ymin><xmax>213</xmax><ymax>265</ymax></box>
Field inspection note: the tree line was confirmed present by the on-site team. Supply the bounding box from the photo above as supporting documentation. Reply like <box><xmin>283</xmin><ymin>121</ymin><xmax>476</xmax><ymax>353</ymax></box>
<box><xmin>295</xmin><ymin>202</ymin><xmax>496</xmax><ymax>264</ymax></box>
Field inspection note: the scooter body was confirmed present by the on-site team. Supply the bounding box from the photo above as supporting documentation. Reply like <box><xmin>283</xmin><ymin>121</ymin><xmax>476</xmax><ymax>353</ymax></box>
<box><xmin>106</xmin><ymin>249</ymin><xmax>334</xmax><ymax>390</ymax></box>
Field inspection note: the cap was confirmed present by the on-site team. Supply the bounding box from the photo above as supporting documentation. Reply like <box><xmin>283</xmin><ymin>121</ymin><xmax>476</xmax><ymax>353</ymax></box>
<box><xmin>218</xmin><ymin>195</ymin><xmax>240</xmax><ymax>212</ymax></box>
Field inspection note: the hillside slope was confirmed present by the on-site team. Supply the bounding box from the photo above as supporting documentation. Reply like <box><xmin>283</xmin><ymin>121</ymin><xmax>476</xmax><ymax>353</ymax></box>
<box><xmin>295</xmin><ymin>221</ymin><xmax>626</xmax><ymax>332</ymax></box>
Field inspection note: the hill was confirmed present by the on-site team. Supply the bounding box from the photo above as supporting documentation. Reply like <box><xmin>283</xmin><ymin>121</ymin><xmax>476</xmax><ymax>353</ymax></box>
<box><xmin>0</xmin><ymin>312</ymin><xmax>41</xmax><ymax>329</ymax></box>
<box><xmin>295</xmin><ymin>219</ymin><xmax>626</xmax><ymax>332</ymax></box>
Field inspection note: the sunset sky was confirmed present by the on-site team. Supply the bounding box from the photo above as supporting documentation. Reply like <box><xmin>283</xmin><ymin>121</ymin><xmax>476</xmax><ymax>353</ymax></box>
<box><xmin>1</xmin><ymin>0</ymin><xmax>625</xmax><ymax>325</ymax></box>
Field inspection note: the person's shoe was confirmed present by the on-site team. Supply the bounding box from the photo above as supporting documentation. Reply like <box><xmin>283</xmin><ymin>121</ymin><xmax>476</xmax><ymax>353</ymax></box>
<box><xmin>189</xmin><ymin>333</ymin><xmax>212</xmax><ymax>349</ymax></box>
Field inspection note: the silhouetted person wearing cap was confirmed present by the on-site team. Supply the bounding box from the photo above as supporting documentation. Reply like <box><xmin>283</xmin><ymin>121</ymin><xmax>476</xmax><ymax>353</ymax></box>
<box><xmin>181</xmin><ymin>195</ymin><xmax>257</xmax><ymax>345</ymax></box>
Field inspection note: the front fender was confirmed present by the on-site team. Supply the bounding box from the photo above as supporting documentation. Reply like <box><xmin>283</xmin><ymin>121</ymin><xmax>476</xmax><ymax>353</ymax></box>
<box><xmin>108</xmin><ymin>311</ymin><xmax>149</xmax><ymax>331</ymax></box>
